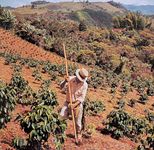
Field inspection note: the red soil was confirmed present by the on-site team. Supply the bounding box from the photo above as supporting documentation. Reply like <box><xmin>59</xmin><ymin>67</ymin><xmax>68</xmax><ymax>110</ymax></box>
<box><xmin>0</xmin><ymin>28</ymin><xmax>153</xmax><ymax>150</ymax></box>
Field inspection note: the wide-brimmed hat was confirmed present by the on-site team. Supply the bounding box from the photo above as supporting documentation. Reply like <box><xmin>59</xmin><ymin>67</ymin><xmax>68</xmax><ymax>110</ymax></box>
<box><xmin>76</xmin><ymin>68</ymin><xmax>88</xmax><ymax>82</ymax></box>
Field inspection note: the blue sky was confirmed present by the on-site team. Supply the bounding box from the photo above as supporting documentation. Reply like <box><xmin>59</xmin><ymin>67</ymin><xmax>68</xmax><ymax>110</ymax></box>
<box><xmin>0</xmin><ymin>0</ymin><xmax>154</xmax><ymax>7</ymax></box>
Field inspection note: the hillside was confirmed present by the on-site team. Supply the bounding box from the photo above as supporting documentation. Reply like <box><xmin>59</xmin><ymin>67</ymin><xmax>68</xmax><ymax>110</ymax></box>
<box><xmin>0</xmin><ymin>4</ymin><xmax>154</xmax><ymax>150</ymax></box>
<box><xmin>0</xmin><ymin>27</ymin><xmax>138</xmax><ymax>150</ymax></box>
<box><xmin>13</xmin><ymin>2</ymin><xmax>126</xmax><ymax>27</ymax></box>
<box><xmin>0</xmin><ymin>26</ymin><xmax>154</xmax><ymax>150</ymax></box>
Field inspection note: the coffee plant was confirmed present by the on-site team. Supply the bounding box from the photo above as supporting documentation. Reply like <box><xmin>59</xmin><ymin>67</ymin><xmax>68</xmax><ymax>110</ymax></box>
<box><xmin>12</xmin><ymin>137</ymin><xmax>27</xmax><ymax>150</ymax></box>
<box><xmin>138</xmin><ymin>125</ymin><xmax>154</xmax><ymax>150</ymax></box>
<box><xmin>41</xmin><ymin>80</ymin><xmax>51</xmax><ymax>90</ymax></box>
<box><xmin>37</xmin><ymin>89</ymin><xmax>58</xmax><ymax>107</ymax></box>
<box><xmin>84</xmin><ymin>99</ymin><xmax>105</xmax><ymax>116</ymax></box>
<box><xmin>9</xmin><ymin>73</ymin><xmax>28</xmax><ymax>94</ymax></box>
<box><xmin>0</xmin><ymin>84</ymin><xmax>16</xmax><ymax>128</ymax></box>
<box><xmin>20</xmin><ymin>105</ymin><xmax>66</xmax><ymax>150</ymax></box>
<box><xmin>139</xmin><ymin>93</ymin><xmax>149</xmax><ymax>104</ymax></box>
<box><xmin>146</xmin><ymin>111</ymin><xmax>154</xmax><ymax>122</ymax></box>
<box><xmin>32</xmin><ymin>69</ymin><xmax>42</xmax><ymax>81</ymax></box>
<box><xmin>4</xmin><ymin>53</ymin><xmax>20</xmax><ymax>65</ymax></box>
<box><xmin>147</xmin><ymin>85</ymin><xmax>154</xmax><ymax>96</ymax></box>
<box><xmin>128</xmin><ymin>99</ymin><xmax>136</xmax><ymax>107</ymax></box>
<box><xmin>105</xmin><ymin>110</ymin><xmax>148</xmax><ymax>140</ymax></box>
<box><xmin>17</xmin><ymin>86</ymin><xmax>35</xmax><ymax>106</ymax></box>
<box><xmin>117</xmin><ymin>99</ymin><xmax>125</xmax><ymax>109</ymax></box>
<box><xmin>27</xmin><ymin>59</ymin><xmax>39</xmax><ymax>68</ymax></box>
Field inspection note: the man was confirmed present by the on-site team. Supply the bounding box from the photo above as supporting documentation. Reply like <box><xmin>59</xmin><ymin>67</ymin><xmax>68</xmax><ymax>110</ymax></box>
<box><xmin>60</xmin><ymin>68</ymin><xmax>88</xmax><ymax>143</ymax></box>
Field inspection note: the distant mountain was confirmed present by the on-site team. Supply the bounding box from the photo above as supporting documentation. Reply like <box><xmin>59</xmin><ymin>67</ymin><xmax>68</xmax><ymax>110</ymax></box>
<box><xmin>13</xmin><ymin>2</ymin><xmax>127</xmax><ymax>27</ymax></box>
<box><xmin>124</xmin><ymin>5</ymin><xmax>154</xmax><ymax>15</ymax></box>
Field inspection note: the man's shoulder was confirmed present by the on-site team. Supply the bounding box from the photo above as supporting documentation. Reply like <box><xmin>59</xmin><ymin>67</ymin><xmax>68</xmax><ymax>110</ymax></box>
<box><xmin>69</xmin><ymin>76</ymin><xmax>76</xmax><ymax>80</ymax></box>
<box><xmin>84</xmin><ymin>81</ymin><xmax>88</xmax><ymax>88</ymax></box>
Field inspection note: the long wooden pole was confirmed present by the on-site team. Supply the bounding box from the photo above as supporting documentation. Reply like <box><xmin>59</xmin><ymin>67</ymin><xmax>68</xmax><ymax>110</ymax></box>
<box><xmin>62</xmin><ymin>43</ymin><xmax>78</xmax><ymax>143</ymax></box>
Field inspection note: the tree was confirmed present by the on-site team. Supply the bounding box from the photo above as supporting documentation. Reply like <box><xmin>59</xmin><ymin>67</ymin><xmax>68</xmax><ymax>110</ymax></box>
<box><xmin>79</xmin><ymin>21</ymin><xmax>87</xmax><ymax>31</ymax></box>
<box><xmin>0</xmin><ymin>8</ymin><xmax>16</xmax><ymax>29</ymax></box>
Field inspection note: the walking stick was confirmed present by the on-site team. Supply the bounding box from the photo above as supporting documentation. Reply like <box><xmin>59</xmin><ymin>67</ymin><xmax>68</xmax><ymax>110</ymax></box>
<box><xmin>62</xmin><ymin>43</ymin><xmax>78</xmax><ymax>143</ymax></box>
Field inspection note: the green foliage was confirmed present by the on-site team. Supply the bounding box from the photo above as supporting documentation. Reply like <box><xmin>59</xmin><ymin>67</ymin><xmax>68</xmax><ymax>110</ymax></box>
<box><xmin>27</xmin><ymin>59</ymin><xmax>39</xmax><ymax>68</ymax></box>
<box><xmin>88</xmin><ymin>70</ymin><xmax>105</xmax><ymax>89</ymax></box>
<box><xmin>139</xmin><ymin>93</ymin><xmax>149</xmax><ymax>104</ymax></box>
<box><xmin>138</xmin><ymin>126</ymin><xmax>154</xmax><ymax>150</ymax></box>
<box><xmin>79</xmin><ymin>21</ymin><xmax>87</xmax><ymax>31</ymax></box>
<box><xmin>20</xmin><ymin>105</ymin><xmax>66</xmax><ymax>150</ymax></box>
<box><xmin>32</xmin><ymin>69</ymin><xmax>42</xmax><ymax>81</ymax></box>
<box><xmin>15</xmin><ymin>22</ymin><xmax>47</xmax><ymax>45</ymax></box>
<box><xmin>147</xmin><ymin>85</ymin><xmax>154</xmax><ymax>96</ymax></box>
<box><xmin>113</xmin><ymin>12</ymin><xmax>152</xmax><ymax>30</ymax></box>
<box><xmin>146</xmin><ymin>111</ymin><xmax>154</xmax><ymax>122</ymax></box>
<box><xmin>41</xmin><ymin>79</ymin><xmax>51</xmax><ymax>90</ymax></box>
<box><xmin>84</xmin><ymin>99</ymin><xmax>105</xmax><ymax>116</ymax></box>
<box><xmin>135</xmin><ymin>38</ymin><xmax>151</xmax><ymax>48</ymax></box>
<box><xmin>128</xmin><ymin>99</ymin><xmax>136</xmax><ymax>107</ymax></box>
<box><xmin>4</xmin><ymin>53</ymin><xmax>20</xmax><ymax>65</ymax></box>
<box><xmin>0</xmin><ymin>7</ymin><xmax>16</xmax><ymax>29</ymax></box>
<box><xmin>77</xmin><ymin>50</ymin><xmax>97</xmax><ymax>65</ymax></box>
<box><xmin>117</xmin><ymin>99</ymin><xmax>125</xmax><ymax>109</ymax></box>
<box><xmin>37</xmin><ymin>89</ymin><xmax>58</xmax><ymax>107</ymax></box>
<box><xmin>105</xmin><ymin>110</ymin><xmax>148</xmax><ymax>140</ymax></box>
<box><xmin>10</xmin><ymin>73</ymin><xmax>28</xmax><ymax>93</ymax></box>
<box><xmin>12</xmin><ymin>137</ymin><xmax>27</xmax><ymax>150</ymax></box>
<box><xmin>0</xmin><ymin>85</ymin><xmax>16</xmax><ymax>129</ymax></box>
<box><xmin>17</xmin><ymin>86</ymin><xmax>35</xmax><ymax>106</ymax></box>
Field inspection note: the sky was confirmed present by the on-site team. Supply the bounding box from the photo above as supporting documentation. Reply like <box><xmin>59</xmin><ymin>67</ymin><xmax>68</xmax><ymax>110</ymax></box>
<box><xmin>0</xmin><ymin>0</ymin><xmax>154</xmax><ymax>7</ymax></box>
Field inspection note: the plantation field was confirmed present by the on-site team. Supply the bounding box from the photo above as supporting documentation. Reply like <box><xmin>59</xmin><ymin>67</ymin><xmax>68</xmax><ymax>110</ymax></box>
<box><xmin>0</xmin><ymin>3</ymin><xmax>154</xmax><ymax>150</ymax></box>
<box><xmin>0</xmin><ymin>27</ymin><xmax>154</xmax><ymax>150</ymax></box>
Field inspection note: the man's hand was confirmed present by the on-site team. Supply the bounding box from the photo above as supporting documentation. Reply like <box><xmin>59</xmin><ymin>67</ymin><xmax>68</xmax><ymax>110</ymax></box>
<box><xmin>64</xmin><ymin>76</ymin><xmax>69</xmax><ymax>82</ymax></box>
<box><xmin>68</xmin><ymin>101</ymin><xmax>81</xmax><ymax>110</ymax></box>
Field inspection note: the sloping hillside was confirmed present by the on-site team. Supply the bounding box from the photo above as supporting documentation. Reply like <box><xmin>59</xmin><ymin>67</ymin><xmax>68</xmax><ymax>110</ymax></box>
<box><xmin>13</xmin><ymin>2</ymin><xmax>126</xmax><ymax>27</ymax></box>
<box><xmin>0</xmin><ymin>28</ymin><xmax>64</xmax><ymax>64</ymax></box>
<box><xmin>0</xmin><ymin>27</ymin><xmax>138</xmax><ymax>150</ymax></box>
<box><xmin>0</xmin><ymin>25</ymin><xmax>154</xmax><ymax>149</ymax></box>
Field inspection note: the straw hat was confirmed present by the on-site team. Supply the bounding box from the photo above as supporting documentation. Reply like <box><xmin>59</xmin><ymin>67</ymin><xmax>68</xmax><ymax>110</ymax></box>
<box><xmin>76</xmin><ymin>68</ymin><xmax>88</xmax><ymax>82</ymax></box>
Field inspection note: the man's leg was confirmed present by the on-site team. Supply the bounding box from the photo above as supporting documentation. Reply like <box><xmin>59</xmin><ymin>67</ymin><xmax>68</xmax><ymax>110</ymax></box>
<box><xmin>75</xmin><ymin>104</ymin><xmax>83</xmax><ymax>142</ymax></box>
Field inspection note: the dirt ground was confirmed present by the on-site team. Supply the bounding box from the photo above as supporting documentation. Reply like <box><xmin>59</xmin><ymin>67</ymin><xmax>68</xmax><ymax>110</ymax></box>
<box><xmin>0</xmin><ymin>28</ymin><xmax>153</xmax><ymax>150</ymax></box>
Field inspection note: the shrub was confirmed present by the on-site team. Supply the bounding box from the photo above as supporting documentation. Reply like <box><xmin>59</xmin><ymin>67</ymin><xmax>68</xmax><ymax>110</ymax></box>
<box><xmin>0</xmin><ymin>7</ymin><xmax>16</xmax><ymax>29</ymax></box>
<box><xmin>10</xmin><ymin>73</ymin><xmax>28</xmax><ymax>94</ymax></box>
<box><xmin>4</xmin><ymin>53</ymin><xmax>20</xmax><ymax>65</ymax></box>
<box><xmin>139</xmin><ymin>93</ymin><xmax>149</xmax><ymax>104</ymax></box>
<box><xmin>84</xmin><ymin>99</ymin><xmax>105</xmax><ymax>116</ymax></box>
<box><xmin>138</xmin><ymin>126</ymin><xmax>154</xmax><ymax>150</ymax></box>
<box><xmin>77</xmin><ymin>50</ymin><xmax>97</xmax><ymax>65</ymax></box>
<box><xmin>147</xmin><ymin>85</ymin><xmax>154</xmax><ymax>96</ymax></box>
<box><xmin>88</xmin><ymin>70</ymin><xmax>105</xmax><ymax>89</ymax></box>
<box><xmin>79</xmin><ymin>21</ymin><xmax>87</xmax><ymax>31</ymax></box>
<box><xmin>105</xmin><ymin>110</ymin><xmax>148</xmax><ymax>140</ymax></box>
<box><xmin>32</xmin><ymin>69</ymin><xmax>42</xmax><ymax>81</ymax></box>
<box><xmin>20</xmin><ymin>105</ymin><xmax>66</xmax><ymax>150</ymax></box>
<box><xmin>117</xmin><ymin>99</ymin><xmax>125</xmax><ymax>109</ymax></box>
<box><xmin>113</xmin><ymin>12</ymin><xmax>152</xmax><ymax>30</ymax></box>
<box><xmin>15</xmin><ymin>22</ymin><xmax>46</xmax><ymax>45</ymax></box>
<box><xmin>146</xmin><ymin>111</ymin><xmax>154</xmax><ymax>122</ymax></box>
<box><xmin>17</xmin><ymin>86</ymin><xmax>35</xmax><ymax>106</ymax></box>
<box><xmin>128</xmin><ymin>99</ymin><xmax>136</xmax><ymax>107</ymax></box>
<box><xmin>135</xmin><ymin>38</ymin><xmax>151</xmax><ymax>47</ymax></box>
<box><xmin>0</xmin><ymin>85</ymin><xmax>16</xmax><ymax>129</ymax></box>
<box><xmin>12</xmin><ymin>137</ymin><xmax>27</xmax><ymax>150</ymax></box>
<box><xmin>37</xmin><ymin>89</ymin><xmax>58</xmax><ymax>107</ymax></box>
